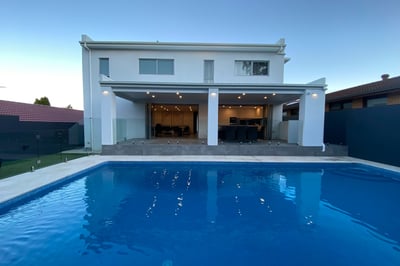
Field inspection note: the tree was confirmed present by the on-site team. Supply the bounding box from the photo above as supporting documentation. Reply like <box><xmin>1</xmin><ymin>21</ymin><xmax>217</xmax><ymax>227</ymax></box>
<box><xmin>34</xmin><ymin>97</ymin><xmax>51</xmax><ymax>106</ymax></box>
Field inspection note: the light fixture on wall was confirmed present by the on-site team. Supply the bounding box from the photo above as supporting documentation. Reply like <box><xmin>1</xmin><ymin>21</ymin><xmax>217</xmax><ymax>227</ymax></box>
<box><xmin>311</xmin><ymin>93</ymin><xmax>318</xmax><ymax>98</ymax></box>
<box><xmin>146</xmin><ymin>91</ymin><xmax>150</xmax><ymax>95</ymax></box>
<box><xmin>102</xmin><ymin>90</ymin><xmax>109</xmax><ymax>95</ymax></box>
<box><xmin>211</xmin><ymin>92</ymin><xmax>217</xmax><ymax>96</ymax></box>
<box><xmin>264</xmin><ymin>96</ymin><xmax>268</xmax><ymax>99</ymax></box>
<box><xmin>152</xmin><ymin>95</ymin><xmax>156</xmax><ymax>98</ymax></box>
<box><xmin>237</xmin><ymin>96</ymin><xmax>241</xmax><ymax>99</ymax></box>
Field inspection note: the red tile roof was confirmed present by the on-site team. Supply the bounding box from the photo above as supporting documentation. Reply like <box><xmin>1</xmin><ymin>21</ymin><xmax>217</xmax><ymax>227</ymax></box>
<box><xmin>0</xmin><ymin>100</ymin><xmax>83</xmax><ymax>123</ymax></box>
<box><xmin>326</xmin><ymin>76</ymin><xmax>400</xmax><ymax>102</ymax></box>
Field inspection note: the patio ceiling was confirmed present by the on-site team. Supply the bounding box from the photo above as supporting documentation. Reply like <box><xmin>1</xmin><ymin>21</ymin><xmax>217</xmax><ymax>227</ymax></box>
<box><xmin>114</xmin><ymin>90</ymin><xmax>301</xmax><ymax>105</ymax></box>
<box><xmin>104</xmin><ymin>81</ymin><xmax>316</xmax><ymax>106</ymax></box>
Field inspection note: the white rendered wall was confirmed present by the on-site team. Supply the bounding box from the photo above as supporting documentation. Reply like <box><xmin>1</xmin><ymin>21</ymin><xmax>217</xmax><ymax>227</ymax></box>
<box><xmin>207</xmin><ymin>88</ymin><xmax>219</xmax><ymax>145</ymax></box>
<box><xmin>116</xmin><ymin>98</ymin><xmax>146</xmax><ymax>141</ymax></box>
<box><xmin>101</xmin><ymin>88</ymin><xmax>116</xmax><ymax>145</ymax></box>
<box><xmin>279</xmin><ymin>120</ymin><xmax>299</xmax><ymax>143</ymax></box>
<box><xmin>82</xmin><ymin>47</ymin><xmax>104</xmax><ymax>152</ymax></box>
<box><xmin>92</xmin><ymin>50</ymin><xmax>284</xmax><ymax>84</ymax></box>
<box><xmin>298</xmin><ymin>89</ymin><xmax>326</xmax><ymax>146</ymax></box>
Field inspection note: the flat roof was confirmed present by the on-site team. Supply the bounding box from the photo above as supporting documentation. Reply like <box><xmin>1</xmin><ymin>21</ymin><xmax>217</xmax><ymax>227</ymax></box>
<box><xmin>80</xmin><ymin>35</ymin><xmax>287</xmax><ymax>54</ymax></box>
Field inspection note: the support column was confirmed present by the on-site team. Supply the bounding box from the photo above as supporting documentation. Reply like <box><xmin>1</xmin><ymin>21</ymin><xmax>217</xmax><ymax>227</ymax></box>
<box><xmin>298</xmin><ymin>89</ymin><xmax>325</xmax><ymax>146</ymax></box>
<box><xmin>207</xmin><ymin>88</ymin><xmax>219</xmax><ymax>145</ymax></box>
<box><xmin>101</xmin><ymin>88</ymin><xmax>117</xmax><ymax>145</ymax></box>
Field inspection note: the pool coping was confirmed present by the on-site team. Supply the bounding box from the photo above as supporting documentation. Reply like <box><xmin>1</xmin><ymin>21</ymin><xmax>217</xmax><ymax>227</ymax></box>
<box><xmin>1</xmin><ymin>155</ymin><xmax>399</xmax><ymax>207</ymax></box>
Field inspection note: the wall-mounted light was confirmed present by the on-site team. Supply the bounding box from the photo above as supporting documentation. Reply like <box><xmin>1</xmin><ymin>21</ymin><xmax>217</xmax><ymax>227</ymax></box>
<box><xmin>102</xmin><ymin>90</ymin><xmax>109</xmax><ymax>95</ymax></box>
<box><xmin>146</xmin><ymin>91</ymin><xmax>150</xmax><ymax>95</ymax></box>
<box><xmin>211</xmin><ymin>92</ymin><xmax>217</xmax><ymax>96</ymax></box>
<box><xmin>264</xmin><ymin>96</ymin><xmax>268</xmax><ymax>99</ymax></box>
<box><xmin>152</xmin><ymin>95</ymin><xmax>156</xmax><ymax>98</ymax></box>
<box><xmin>311</xmin><ymin>93</ymin><xmax>318</xmax><ymax>98</ymax></box>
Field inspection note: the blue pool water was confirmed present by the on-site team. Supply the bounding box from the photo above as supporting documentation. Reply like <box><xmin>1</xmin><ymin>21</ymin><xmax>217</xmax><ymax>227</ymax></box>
<box><xmin>0</xmin><ymin>162</ymin><xmax>399</xmax><ymax>266</ymax></box>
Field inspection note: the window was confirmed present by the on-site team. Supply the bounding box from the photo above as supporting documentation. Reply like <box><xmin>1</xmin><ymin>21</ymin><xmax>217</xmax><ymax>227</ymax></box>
<box><xmin>329</xmin><ymin>101</ymin><xmax>352</xmax><ymax>111</ymax></box>
<box><xmin>139</xmin><ymin>59</ymin><xmax>174</xmax><ymax>75</ymax></box>
<box><xmin>235</xmin><ymin>60</ymin><xmax>268</xmax><ymax>76</ymax></box>
<box><xmin>99</xmin><ymin>58</ymin><xmax>109</xmax><ymax>77</ymax></box>
<box><xmin>365</xmin><ymin>96</ymin><xmax>387</xmax><ymax>107</ymax></box>
<box><xmin>204</xmin><ymin>60</ymin><xmax>214</xmax><ymax>83</ymax></box>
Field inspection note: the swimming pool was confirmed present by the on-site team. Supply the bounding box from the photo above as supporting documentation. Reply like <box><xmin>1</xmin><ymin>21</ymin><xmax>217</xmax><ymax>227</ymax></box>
<box><xmin>0</xmin><ymin>161</ymin><xmax>399</xmax><ymax>266</ymax></box>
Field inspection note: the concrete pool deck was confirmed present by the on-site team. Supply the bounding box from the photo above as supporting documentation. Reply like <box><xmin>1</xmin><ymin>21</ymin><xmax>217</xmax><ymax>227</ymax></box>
<box><xmin>1</xmin><ymin>155</ymin><xmax>400</xmax><ymax>207</ymax></box>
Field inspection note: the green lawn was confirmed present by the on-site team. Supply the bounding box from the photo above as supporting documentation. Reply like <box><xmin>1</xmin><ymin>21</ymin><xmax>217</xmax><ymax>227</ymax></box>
<box><xmin>0</xmin><ymin>153</ymin><xmax>88</xmax><ymax>180</ymax></box>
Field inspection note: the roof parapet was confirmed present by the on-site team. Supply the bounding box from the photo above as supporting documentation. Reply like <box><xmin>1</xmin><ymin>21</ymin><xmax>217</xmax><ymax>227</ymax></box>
<box><xmin>79</xmin><ymin>35</ymin><xmax>287</xmax><ymax>53</ymax></box>
<box><xmin>81</xmin><ymin>34</ymin><xmax>93</xmax><ymax>42</ymax></box>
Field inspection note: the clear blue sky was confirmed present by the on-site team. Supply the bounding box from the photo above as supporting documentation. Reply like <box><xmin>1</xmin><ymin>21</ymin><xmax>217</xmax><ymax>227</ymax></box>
<box><xmin>1</xmin><ymin>0</ymin><xmax>399</xmax><ymax>110</ymax></box>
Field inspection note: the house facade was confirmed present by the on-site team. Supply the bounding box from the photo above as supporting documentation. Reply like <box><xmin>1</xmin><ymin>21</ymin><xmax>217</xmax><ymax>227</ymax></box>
<box><xmin>80</xmin><ymin>35</ymin><xmax>326</xmax><ymax>152</ymax></box>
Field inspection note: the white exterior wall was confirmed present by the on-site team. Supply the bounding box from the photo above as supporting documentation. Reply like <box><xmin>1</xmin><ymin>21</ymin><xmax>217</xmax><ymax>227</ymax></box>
<box><xmin>298</xmin><ymin>89</ymin><xmax>326</xmax><ymax>146</ymax></box>
<box><xmin>207</xmin><ymin>88</ymin><xmax>219</xmax><ymax>145</ymax></box>
<box><xmin>116</xmin><ymin>98</ymin><xmax>146</xmax><ymax>141</ymax></box>
<box><xmin>93</xmin><ymin>50</ymin><xmax>284</xmax><ymax>84</ymax></box>
<box><xmin>82</xmin><ymin>47</ymin><xmax>104</xmax><ymax>152</ymax></box>
<box><xmin>83</xmin><ymin>45</ymin><xmax>286</xmax><ymax>150</ymax></box>
<box><xmin>101</xmin><ymin>88</ymin><xmax>116</xmax><ymax>145</ymax></box>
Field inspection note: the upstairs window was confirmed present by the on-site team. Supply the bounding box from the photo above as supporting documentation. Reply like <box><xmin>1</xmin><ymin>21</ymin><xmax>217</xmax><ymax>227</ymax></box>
<box><xmin>139</xmin><ymin>59</ymin><xmax>174</xmax><ymax>75</ymax></box>
<box><xmin>99</xmin><ymin>58</ymin><xmax>109</xmax><ymax>77</ymax></box>
<box><xmin>235</xmin><ymin>60</ymin><xmax>269</xmax><ymax>76</ymax></box>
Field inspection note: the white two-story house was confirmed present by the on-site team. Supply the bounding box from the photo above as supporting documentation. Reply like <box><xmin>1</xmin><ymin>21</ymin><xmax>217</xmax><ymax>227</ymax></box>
<box><xmin>80</xmin><ymin>35</ymin><xmax>326</xmax><ymax>152</ymax></box>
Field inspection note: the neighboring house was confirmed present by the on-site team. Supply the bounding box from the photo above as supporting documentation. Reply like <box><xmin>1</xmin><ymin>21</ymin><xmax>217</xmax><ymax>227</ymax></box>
<box><xmin>0</xmin><ymin>100</ymin><xmax>84</xmax><ymax>160</ymax></box>
<box><xmin>325</xmin><ymin>74</ymin><xmax>400</xmax><ymax>111</ymax></box>
<box><xmin>323</xmin><ymin>75</ymin><xmax>400</xmax><ymax>166</ymax></box>
<box><xmin>80</xmin><ymin>35</ymin><xmax>326</xmax><ymax>152</ymax></box>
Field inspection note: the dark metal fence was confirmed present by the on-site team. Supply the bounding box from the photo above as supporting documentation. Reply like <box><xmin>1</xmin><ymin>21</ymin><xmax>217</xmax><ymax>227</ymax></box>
<box><xmin>0</xmin><ymin>115</ymin><xmax>84</xmax><ymax>161</ymax></box>
<box><xmin>324</xmin><ymin>105</ymin><xmax>400</xmax><ymax>166</ymax></box>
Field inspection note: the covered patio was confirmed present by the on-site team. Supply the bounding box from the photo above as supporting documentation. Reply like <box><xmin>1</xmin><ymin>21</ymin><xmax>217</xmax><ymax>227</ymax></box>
<box><xmin>99</xmin><ymin>79</ymin><xmax>326</xmax><ymax>148</ymax></box>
